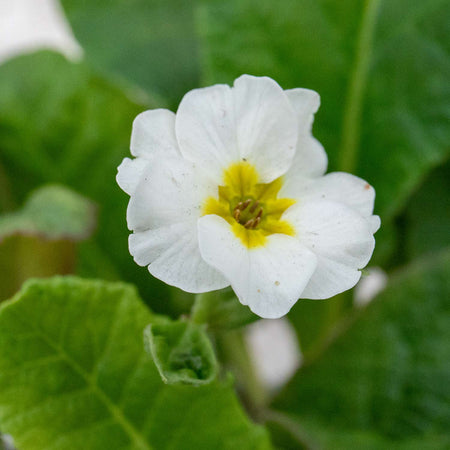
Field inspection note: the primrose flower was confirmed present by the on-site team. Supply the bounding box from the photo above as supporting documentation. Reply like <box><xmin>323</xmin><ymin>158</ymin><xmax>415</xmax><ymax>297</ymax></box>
<box><xmin>117</xmin><ymin>75</ymin><xmax>380</xmax><ymax>319</ymax></box>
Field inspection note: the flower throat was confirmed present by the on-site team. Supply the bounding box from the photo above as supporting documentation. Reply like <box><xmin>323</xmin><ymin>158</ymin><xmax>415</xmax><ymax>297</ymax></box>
<box><xmin>233</xmin><ymin>198</ymin><xmax>263</xmax><ymax>229</ymax></box>
<box><xmin>202</xmin><ymin>162</ymin><xmax>296</xmax><ymax>248</ymax></box>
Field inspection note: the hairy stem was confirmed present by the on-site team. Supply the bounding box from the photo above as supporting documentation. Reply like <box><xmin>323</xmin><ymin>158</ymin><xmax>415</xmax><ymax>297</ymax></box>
<box><xmin>216</xmin><ymin>329</ymin><xmax>268</xmax><ymax>416</ymax></box>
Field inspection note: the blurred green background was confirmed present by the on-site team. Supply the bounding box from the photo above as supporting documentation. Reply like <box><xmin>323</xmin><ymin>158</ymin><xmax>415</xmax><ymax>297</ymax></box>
<box><xmin>0</xmin><ymin>1</ymin><xmax>449</xmax><ymax>449</ymax></box>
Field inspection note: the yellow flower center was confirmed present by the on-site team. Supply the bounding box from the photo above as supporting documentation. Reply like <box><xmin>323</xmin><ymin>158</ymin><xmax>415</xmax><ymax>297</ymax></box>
<box><xmin>202</xmin><ymin>162</ymin><xmax>296</xmax><ymax>248</ymax></box>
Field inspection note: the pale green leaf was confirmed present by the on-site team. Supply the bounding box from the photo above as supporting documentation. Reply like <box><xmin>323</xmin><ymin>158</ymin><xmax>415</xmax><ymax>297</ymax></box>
<box><xmin>0</xmin><ymin>185</ymin><xmax>96</xmax><ymax>242</ymax></box>
<box><xmin>144</xmin><ymin>320</ymin><xmax>218</xmax><ymax>386</ymax></box>
<box><xmin>0</xmin><ymin>277</ymin><xmax>272</xmax><ymax>450</ymax></box>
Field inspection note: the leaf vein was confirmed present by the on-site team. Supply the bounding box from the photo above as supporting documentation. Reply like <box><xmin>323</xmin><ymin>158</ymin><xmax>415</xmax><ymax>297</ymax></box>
<box><xmin>9</xmin><ymin>307</ymin><xmax>152</xmax><ymax>450</ymax></box>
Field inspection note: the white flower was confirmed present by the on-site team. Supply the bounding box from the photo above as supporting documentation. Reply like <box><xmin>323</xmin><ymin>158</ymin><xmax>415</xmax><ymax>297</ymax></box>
<box><xmin>0</xmin><ymin>0</ymin><xmax>82</xmax><ymax>65</ymax></box>
<box><xmin>117</xmin><ymin>75</ymin><xmax>380</xmax><ymax>319</ymax></box>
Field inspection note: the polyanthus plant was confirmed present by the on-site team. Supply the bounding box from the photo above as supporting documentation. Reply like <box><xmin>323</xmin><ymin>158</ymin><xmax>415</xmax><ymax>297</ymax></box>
<box><xmin>117</xmin><ymin>75</ymin><xmax>380</xmax><ymax>318</ymax></box>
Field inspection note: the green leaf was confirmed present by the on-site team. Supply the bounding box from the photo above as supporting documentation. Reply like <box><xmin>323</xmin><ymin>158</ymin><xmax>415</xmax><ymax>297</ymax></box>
<box><xmin>144</xmin><ymin>319</ymin><xmax>218</xmax><ymax>386</ymax></box>
<box><xmin>286</xmin><ymin>292</ymin><xmax>352</xmax><ymax>360</ymax></box>
<box><xmin>265</xmin><ymin>410</ymin><xmax>450</xmax><ymax>450</ymax></box>
<box><xmin>0</xmin><ymin>51</ymin><xmax>174</xmax><ymax>314</ymax></box>
<box><xmin>61</xmin><ymin>0</ymin><xmax>201</xmax><ymax>107</ymax></box>
<box><xmin>0</xmin><ymin>277</ymin><xmax>272</xmax><ymax>450</ymax></box>
<box><xmin>404</xmin><ymin>160</ymin><xmax>450</xmax><ymax>261</ymax></box>
<box><xmin>191</xmin><ymin>289</ymin><xmax>258</xmax><ymax>331</ymax></box>
<box><xmin>271</xmin><ymin>249</ymin><xmax>450</xmax><ymax>446</ymax></box>
<box><xmin>0</xmin><ymin>185</ymin><xmax>96</xmax><ymax>242</ymax></box>
<box><xmin>198</xmin><ymin>0</ymin><xmax>450</xmax><ymax>221</ymax></box>
<box><xmin>266</xmin><ymin>410</ymin><xmax>450</xmax><ymax>450</ymax></box>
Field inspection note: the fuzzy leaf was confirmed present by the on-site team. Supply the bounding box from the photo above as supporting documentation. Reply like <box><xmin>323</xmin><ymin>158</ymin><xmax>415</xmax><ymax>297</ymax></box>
<box><xmin>0</xmin><ymin>277</ymin><xmax>272</xmax><ymax>450</ymax></box>
<box><xmin>144</xmin><ymin>320</ymin><xmax>218</xmax><ymax>385</ymax></box>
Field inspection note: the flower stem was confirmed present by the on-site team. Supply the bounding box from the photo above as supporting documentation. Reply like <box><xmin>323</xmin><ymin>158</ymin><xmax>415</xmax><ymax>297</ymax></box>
<box><xmin>190</xmin><ymin>292</ymin><xmax>211</xmax><ymax>325</ymax></box>
<box><xmin>260</xmin><ymin>409</ymin><xmax>320</xmax><ymax>450</ymax></box>
<box><xmin>216</xmin><ymin>329</ymin><xmax>267</xmax><ymax>415</ymax></box>
<box><xmin>338</xmin><ymin>0</ymin><xmax>381</xmax><ymax>172</ymax></box>
<box><xmin>191</xmin><ymin>292</ymin><xmax>267</xmax><ymax>414</ymax></box>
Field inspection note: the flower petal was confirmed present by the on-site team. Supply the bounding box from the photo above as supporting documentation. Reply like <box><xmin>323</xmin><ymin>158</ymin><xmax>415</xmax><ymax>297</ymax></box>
<box><xmin>233</xmin><ymin>75</ymin><xmax>298</xmax><ymax>182</ymax></box>
<box><xmin>281</xmin><ymin>135</ymin><xmax>328</xmax><ymax>186</ymax></box>
<box><xmin>176</xmin><ymin>75</ymin><xmax>298</xmax><ymax>183</ymax></box>
<box><xmin>130</xmin><ymin>223</ymin><xmax>228</xmax><ymax>293</ymax></box>
<box><xmin>175</xmin><ymin>83</ymin><xmax>238</xmax><ymax>181</ymax></box>
<box><xmin>301</xmin><ymin>258</ymin><xmax>362</xmax><ymax>299</ymax></box>
<box><xmin>284</xmin><ymin>172</ymin><xmax>377</xmax><ymax>218</ymax></box>
<box><xmin>198</xmin><ymin>215</ymin><xmax>317</xmax><ymax>319</ymax></box>
<box><xmin>369</xmin><ymin>215</ymin><xmax>381</xmax><ymax>233</ymax></box>
<box><xmin>126</xmin><ymin>154</ymin><xmax>215</xmax><ymax>232</ymax></box>
<box><xmin>131</xmin><ymin>109</ymin><xmax>180</xmax><ymax>159</ymax></box>
<box><xmin>116</xmin><ymin>157</ymin><xmax>149</xmax><ymax>196</ymax></box>
<box><xmin>284</xmin><ymin>201</ymin><xmax>375</xmax><ymax>299</ymax></box>
<box><xmin>278</xmin><ymin>88</ymin><xmax>326</xmax><ymax>181</ymax></box>
<box><xmin>285</xmin><ymin>88</ymin><xmax>320</xmax><ymax>134</ymax></box>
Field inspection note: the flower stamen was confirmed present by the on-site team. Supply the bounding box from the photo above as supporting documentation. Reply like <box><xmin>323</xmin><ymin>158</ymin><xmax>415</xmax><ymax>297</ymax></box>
<box><xmin>243</xmin><ymin>207</ymin><xmax>263</xmax><ymax>229</ymax></box>
<box><xmin>202</xmin><ymin>161</ymin><xmax>296</xmax><ymax>247</ymax></box>
<box><xmin>249</xmin><ymin>201</ymin><xmax>260</xmax><ymax>213</ymax></box>
<box><xmin>240</xmin><ymin>199</ymin><xmax>252</xmax><ymax>211</ymax></box>
<box><xmin>234</xmin><ymin>199</ymin><xmax>264</xmax><ymax>229</ymax></box>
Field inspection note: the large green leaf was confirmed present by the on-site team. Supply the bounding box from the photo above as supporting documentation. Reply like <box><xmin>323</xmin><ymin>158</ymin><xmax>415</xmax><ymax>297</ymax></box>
<box><xmin>61</xmin><ymin>0</ymin><xmax>201</xmax><ymax>107</ymax></box>
<box><xmin>0</xmin><ymin>52</ymin><xmax>175</xmax><ymax>313</ymax></box>
<box><xmin>197</xmin><ymin>0</ymin><xmax>450</xmax><ymax>221</ymax></box>
<box><xmin>404</xmin><ymin>160</ymin><xmax>450</xmax><ymax>261</ymax></box>
<box><xmin>0</xmin><ymin>277</ymin><xmax>272</xmax><ymax>450</ymax></box>
<box><xmin>270</xmin><ymin>249</ymin><xmax>450</xmax><ymax>448</ymax></box>
<box><xmin>265</xmin><ymin>410</ymin><xmax>450</xmax><ymax>450</ymax></box>
<box><xmin>285</xmin><ymin>292</ymin><xmax>352</xmax><ymax>360</ymax></box>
